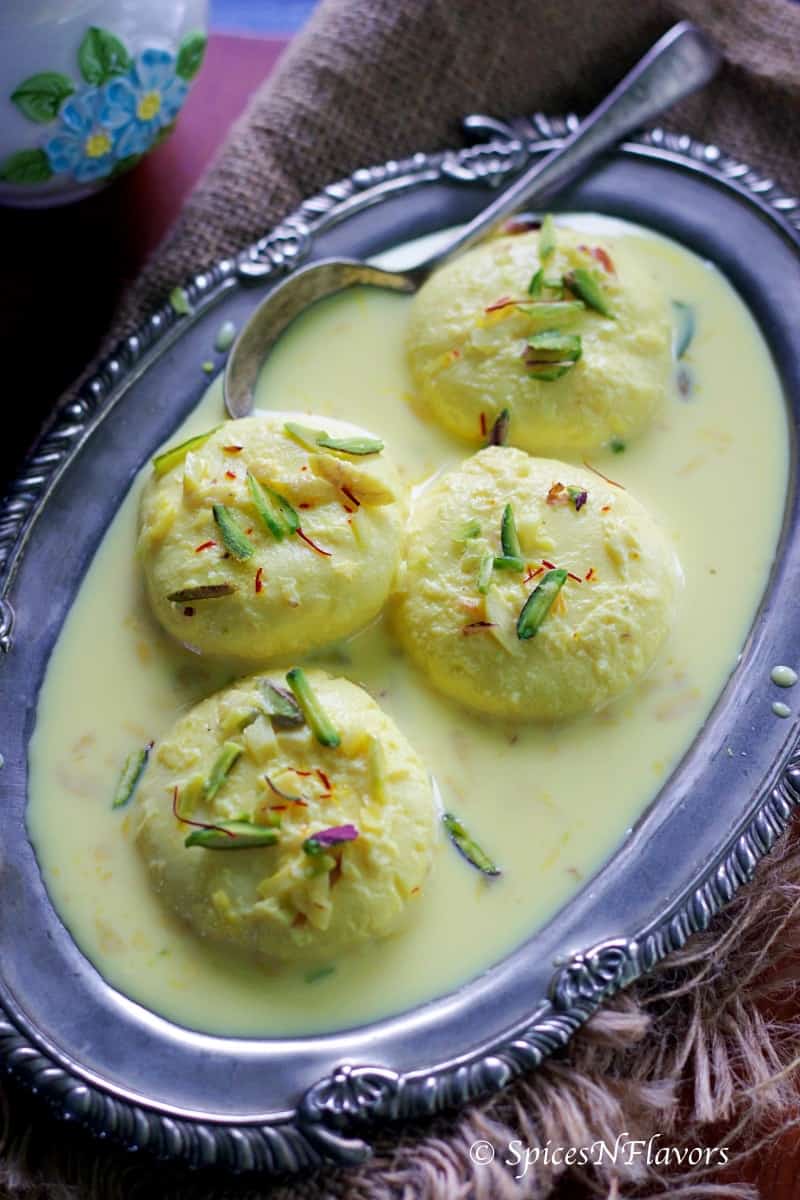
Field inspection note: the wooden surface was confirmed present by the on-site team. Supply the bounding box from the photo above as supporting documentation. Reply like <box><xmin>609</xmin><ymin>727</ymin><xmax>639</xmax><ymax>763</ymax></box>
<box><xmin>1</xmin><ymin>25</ymin><xmax>795</xmax><ymax>1199</ymax></box>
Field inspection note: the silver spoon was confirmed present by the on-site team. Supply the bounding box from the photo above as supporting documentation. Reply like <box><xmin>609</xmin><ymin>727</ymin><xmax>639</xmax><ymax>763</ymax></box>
<box><xmin>224</xmin><ymin>21</ymin><xmax>720</xmax><ymax>419</ymax></box>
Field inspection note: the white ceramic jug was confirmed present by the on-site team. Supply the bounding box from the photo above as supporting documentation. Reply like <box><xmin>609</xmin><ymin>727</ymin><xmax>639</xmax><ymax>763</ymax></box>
<box><xmin>0</xmin><ymin>0</ymin><xmax>208</xmax><ymax>207</ymax></box>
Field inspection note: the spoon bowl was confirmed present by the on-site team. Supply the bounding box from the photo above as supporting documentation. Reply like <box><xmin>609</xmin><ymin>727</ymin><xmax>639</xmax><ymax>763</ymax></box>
<box><xmin>224</xmin><ymin>261</ymin><xmax>418</xmax><ymax>420</ymax></box>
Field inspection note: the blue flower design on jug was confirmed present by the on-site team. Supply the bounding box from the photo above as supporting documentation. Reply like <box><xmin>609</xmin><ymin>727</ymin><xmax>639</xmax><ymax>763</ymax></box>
<box><xmin>102</xmin><ymin>50</ymin><xmax>190</xmax><ymax>158</ymax></box>
<box><xmin>44</xmin><ymin>89</ymin><xmax>119</xmax><ymax>182</ymax></box>
<box><xmin>2</xmin><ymin>28</ymin><xmax>206</xmax><ymax>189</ymax></box>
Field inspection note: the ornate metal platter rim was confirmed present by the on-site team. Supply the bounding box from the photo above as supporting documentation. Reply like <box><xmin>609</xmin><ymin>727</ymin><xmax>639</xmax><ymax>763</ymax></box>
<box><xmin>0</xmin><ymin>113</ymin><xmax>799</xmax><ymax>1175</ymax></box>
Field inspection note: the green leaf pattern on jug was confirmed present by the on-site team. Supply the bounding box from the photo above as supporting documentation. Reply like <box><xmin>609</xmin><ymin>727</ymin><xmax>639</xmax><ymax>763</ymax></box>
<box><xmin>1</xmin><ymin>29</ymin><xmax>207</xmax><ymax>186</ymax></box>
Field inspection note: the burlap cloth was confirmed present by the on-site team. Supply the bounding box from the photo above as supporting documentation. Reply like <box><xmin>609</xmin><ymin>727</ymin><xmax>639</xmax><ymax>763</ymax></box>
<box><xmin>4</xmin><ymin>1</ymin><xmax>800</xmax><ymax>1196</ymax></box>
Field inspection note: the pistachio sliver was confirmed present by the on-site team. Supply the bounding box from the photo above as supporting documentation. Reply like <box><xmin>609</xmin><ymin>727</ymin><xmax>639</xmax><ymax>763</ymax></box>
<box><xmin>565</xmin><ymin>268</ymin><xmax>614</xmax><ymax>318</ymax></box>
<box><xmin>672</xmin><ymin>300</ymin><xmax>695</xmax><ymax>359</ymax></box>
<box><xmin>539</xmin><ymin>212</ymin><xmax>556</xmax><ymax>261</ymax></box>
<box><xmin>516</xmin><ymin>300</ymin><xmax>585</xmax><ymax>322</ymax></box>
<box><xmin>185</xmin><ymin>820</ymin><xmax>279</xmax><ymax>850</ymax></box>
<box><xmin>488</xmin><ymin>408</ymin><xmax>511</xmax><ymax>446</ymax></box>
<box><xmin>152</xmin><ymin>426</ymin><xmax>221</xmax><ymax>476</ymax></box>
<box><xmin>112</xmin><ymin>743</ymin><xmax>152</xmax><ymax>809</ymax></box>
<box><xmin>212</xmin><ymin>504</ymin><xmax>255</xmax><ymax>560</ymax></box>
<box><xmin>203</xmin><ymin>741</ymin><xmax>243</xmax><ymax>801</ymax></box>
<box><xmin>517</xmin><ymin>568</ymin><xmax>568</xmax><ymax>639</ymax></box>
<box><xmin>443</xmin><ymin>812</ymin><xmax>500</xmax><ymax>876</ymax></box>
<box><xmin>236</xmin><ymin>709</ymin><xmax>261</xmax><ymax>732</ymax></box>
<box><xmin>527</xmin><ymin>268</ymin><xmax>565</xmax><ymax>299</ymax></box>
<box><xmin>500</xmin><ymin>502</ymin><xmax>522</xmax><ymax>558</ymax></box>
<box><xmin>169</xmin><ymin>286</ymin><xmax>192</xmax><ymax>316</ymax></box>
<box><xmin>286</xmin><ymin>667</ymin><xmax>340</xmax><ymax>748</ymax></box>
<box><xmin>247</xmin><ymin>471</ymin><xmax>287</xmax><ymax>540</ymax></box>
<box><xmin>526</xmin><ymin>330</ymin><xmax>582</xmax><ymax>363</ymax></box>
<box><xmin>476</xmin><ymin>549</ymin><xmax>494</xmax><ymax>595</ymax></box>
<box><xmin>284</xmin><ymin>421</ymin><xmax>383</xmax><ymax>457</ymax></box>
<box><xmin>521</xmin><ymin>341</ymin><xmax>579</xmax><ymax>380</ymax></box>
<box><xmin>527</xmin><ymin>267</ymin><xmax>544</xmax><ymax>297</ymax></box>
<box><xmin>260</xmin><ymin>679</ymin><xmax>304</xmax><ymax>728</ymax></box>
<box><xmin>271</xmin><ymin>488</ymin><xmax>300</xmax><ymax>534</ymax></box>
<box><xmin>316</xmin><ymin>433</ymin><xmax>384</xmax><ymax>456</ymax></box>
<box><xmin>167</xmin><ymin>584</ymin><xmax>237</xmax><ymax>602</ymax></box>
<box><xmin>493</xmin><ymin>554</ymin><xmax>525</xmax><ymax>572</ymax></box>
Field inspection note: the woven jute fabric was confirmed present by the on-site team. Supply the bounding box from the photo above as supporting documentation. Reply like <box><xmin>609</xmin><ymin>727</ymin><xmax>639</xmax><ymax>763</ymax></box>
<box><xmin>5</xmin><ymin>1</ymin><xmax>800</xmax><ymax>1196</ymax></box>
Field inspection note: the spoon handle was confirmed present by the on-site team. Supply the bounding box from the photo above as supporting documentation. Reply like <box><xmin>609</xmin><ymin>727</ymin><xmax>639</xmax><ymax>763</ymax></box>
<box><xmin>423</xmin><ymin>21</ymin><xmax>721</xmax><ymax>274</ymax></box>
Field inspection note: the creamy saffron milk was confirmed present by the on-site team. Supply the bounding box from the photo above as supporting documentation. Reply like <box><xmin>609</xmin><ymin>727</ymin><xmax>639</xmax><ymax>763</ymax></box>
<box><xmin>27</xmin><ymin>219</ymin><xmax>788</xmax><ymax>1036</ymax></box>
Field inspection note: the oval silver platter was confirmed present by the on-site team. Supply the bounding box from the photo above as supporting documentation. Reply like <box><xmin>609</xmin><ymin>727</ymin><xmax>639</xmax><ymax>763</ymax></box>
<box><xmin>1</xmin><ymin>112</ymin><xmax>800</xmax><ymax>1176</ymax></box>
